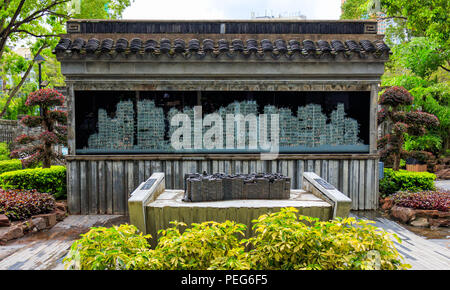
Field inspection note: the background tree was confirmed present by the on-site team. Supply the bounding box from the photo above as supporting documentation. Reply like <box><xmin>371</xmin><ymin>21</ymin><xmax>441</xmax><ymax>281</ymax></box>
<box><xmin>0</xmin><ymin>0</ymin><xmax>133</xmax><ymax>119</ymax></box>
<box><xmin>11</xmin><ymin>88</ymin><xmax>67</xmax><ymax>168</ymax></box>
<box><xmin>377</xmin><ymin>86</ymin><xmax>439</xmax><ymax>170</ymax></box>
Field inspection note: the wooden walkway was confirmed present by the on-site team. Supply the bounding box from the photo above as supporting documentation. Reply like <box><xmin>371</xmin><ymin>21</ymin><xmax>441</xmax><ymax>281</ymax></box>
<box><xmin>0</xmin><ymin>214</ymin><xmax>448</xmax><ymax>270</ymax></box>
<box><xmin>0</xmin><ymin>215</ymin><xmax>126</xmax><ymax>270</ymax></box>
<box><xmin>350</xmin><ymin>212</ymin><xmax>450</xmax><ymax>270</ymax></box>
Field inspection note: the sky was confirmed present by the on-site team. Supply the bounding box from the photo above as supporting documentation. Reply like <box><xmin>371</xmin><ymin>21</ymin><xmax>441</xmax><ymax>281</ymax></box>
<box><xmin>122</xmin><ymin>0</ymin><xmax>342</xmax><ymax>20</ymax></box>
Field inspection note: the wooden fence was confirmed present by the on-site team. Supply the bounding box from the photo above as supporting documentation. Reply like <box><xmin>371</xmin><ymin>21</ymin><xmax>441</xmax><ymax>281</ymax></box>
<box><xmin>66</xmin><ymin>155</ymin><xmax>379</xmax><ymax>215</ymax></box>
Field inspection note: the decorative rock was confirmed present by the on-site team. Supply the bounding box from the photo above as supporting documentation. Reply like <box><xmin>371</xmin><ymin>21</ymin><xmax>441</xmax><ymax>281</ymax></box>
<box><xmin>55</xmin><ymin>202</ymin><xmax>67</xmax><ymax>212</ymax></box>
<box><xmin>32</xmin><ymin>213</ymin><xmax>57</xmax><ymax>229</ymax></box>
<box><xmin>0</xmin><ymin>214</ymin><xmax>10</xmax><ymax>227</ymax></box>
<box><xmin>0</xmin><ymin>225</ymin><xmax>24</xmax><ymax>242</ymax></box>
<box><xmin>381</xmin><ymin>198</ymin><xmax>394</xmax><ymax>210</ymax></box>
<box><xmin>410</xmin><ymin>217</ymin><xmax>429</xmax><ymax>227</ymax></box>
<box><xmin>429</xmin><ymin>218</ymin><xmax>450</xmax><ymax>228</ymax></box>
<box><xmin>390</xmin><ymin>206</ymin><xmax>416</xmax><ymax>223</ymax></box>
<box><xmin>32</xmin><ymin>217</ymin><xmax>47</xmax><ymax>231</ymax></box>
<box><xmin>54</xmin><ymin>209</ymin><xmax>66</xmax><ymax>222</ymax></box>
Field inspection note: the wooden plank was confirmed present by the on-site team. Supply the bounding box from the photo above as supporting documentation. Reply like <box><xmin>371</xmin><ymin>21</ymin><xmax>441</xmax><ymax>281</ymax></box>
<box><xmin>144</xmin><ymin>160</ymin><xmax>151</xmax><ymax>179</ymax></box>
<box><xmin>359</xmin><ymin>160</ymin><xmax>365</xmax><ymax>210</ymax></box>
<box><xmin>127</xmin><ymin>161</ymin><xmax>134</xmax><ymax>197</ymax></box>
<box><xmin>365</xmin><ymin>159</ymin><xmax>374</xmax><ymax>210</ymax></box>
<box><xmin>173</xmin><ymin>161</ymin><xmax>181</xmax><ymax>189</ymax></box>
<box><xmin>342</xmin><ymin>160</ymin><xmax>349</xmax><ymax>197</ymax></box>
<box><xmin>242</xmin><ymin>161</ymin><xmax>249</xmax><ymax>174</ymax></box>
<box><xmin>329</xmin><ymin>160</ymin><xmax>339</xmax><ymax>188</ymax></box>
<box><xmin>224</xmin><ymin>160</ymin><xmax>231</xmax><ymax>174</ymax></box>
<box><xmin>307</xmin><ymin>160</ymin><xmax>314</xmax><ymax>173</ymax></box>
<box><xmin>138</xmin><ymin>161</ymin><xmax>145</xmax><ymax>183</ymax></box>
<box><xmin>89</xmin><ymin>161</ymin><xmax>98</xmax><ymax>214</ymax></box>
<box><xmin>79</xmin><ymin>161</ymin><xmax>88</xmax><ymax>215</ymax></box>
<box><xmin>105</xmin><ymin>161</ymin><xmax>113</xmax><ymax>214</ymax></box>
<box><xmin>165</xmin><ymin>161</ymin><xmax>173</xmax><ymax>189</ymax></box>
<box><xmin>113</xmin><ymin>161</ymin><xmax>125</xmax><ymax>214</ymax></box>
<box><xmin>212</xmin><ymin>160</ymin><xmax>219</xmax><ymax>173</ymax></box>
<box><xmin>321</xmin><ymin>160</ymin><xmax>328</xmax><ymax>181</ymax></box>
<box><xmin>67</xmin><ymin>161</ymin><xmax>80</xmax><ymax>214</ymax></box>
<box><xmin>314</xmin><ymin>160</ymin><xmax>321</xmax><ymax>177</ymax></box>
<box><xmin>249</xmin><ymin>160</ymin><xmax>256</xmax><ymax>174</ymax></box>
<box><xmin>98</xmin><ymin>161</ymin><xmax>106</xmax><ymax>214</ymax></box>
<box><xmin>287</xmin><ymin>160</ymin><xmax>295</xmax><ymax>188</ymax></box>
<box><xmin>297</xmin><ymin>160</ymin><xmax>304</xmax><ymax>189</ymax></box>
<box><xmin>235</xmin><ymin>160</ymin><xmax>241</xmax><ymax>174</ymax></box>
<box><xmin>350</xmin><ymin>160</ymin><xmax>359</xmax><ymax>210</ymax></box>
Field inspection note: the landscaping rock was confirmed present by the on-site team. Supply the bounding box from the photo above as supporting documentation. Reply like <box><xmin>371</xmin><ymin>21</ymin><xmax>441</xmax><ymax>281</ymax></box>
<box><xmin>0</xmin><ymin>225</ymin><xmax>24</xmax><ymax>243</ymax></box>
<box><xmin>0</xmin><ymin>214</ymin><xmax>10</xmax><ymax>227</ymax></box>
<box><xmin>410</xmin><ymin>217</ymin><xmax>429</xmax><ymax>227</ymax></box>
<box><xmin>32</xmin><ymin>213</ymin><xmax>57</xmax><ymax>229</ymax></box>
<box><xmin>54</xmin><ymin>209</ymin><xmax>66</xmax><ymax>222</ymax></box>
<box><xmin>381</xmin><ymin>198</ymin><xmax>394</xmax><ymax>210</ymax></box>
<box><xmin>55</xmin><ymin>202</ymin><xmax>67</xmax><ymax>212</ymax></box>
<box><xmin>428</xmin><ymin>218</ymin><xmax>450</xmax><ymax>228</ymax></box>
<box><xmin>390</xmin><ymin>206</ymin><xmax>416</xmax><ymax>223</ymax></box>
<box><xmin>31</xmin><ymin>217</ymin><xmax>47</xmax><ymax>231</ymax></box>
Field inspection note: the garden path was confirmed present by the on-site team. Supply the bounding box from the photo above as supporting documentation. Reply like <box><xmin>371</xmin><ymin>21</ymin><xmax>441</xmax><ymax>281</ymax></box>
<box><xmin>0</xmin><ymin>215</ymin><xmax>127</xmax><ymax>270</ymax></box>
<box><xmin>351</xmin><ymin>212</ymin><xmax>450</xmax><ymax>270</ymax></box>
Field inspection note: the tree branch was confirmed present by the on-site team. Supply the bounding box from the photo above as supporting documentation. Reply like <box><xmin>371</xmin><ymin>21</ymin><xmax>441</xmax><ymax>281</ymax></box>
<box><xmin>12</xmin><ymin>29</ymin><xmax>61</xmax><ymax>38</ymax></box>
<box><xmin>0</xmin><ymin>44</ymin><xmax>46</xmax><ymax>118</ymax></box>
<box><xmin>440</xmin><ymin>65</ymin><xmax>450</xmax><ymax>72</ymax></box>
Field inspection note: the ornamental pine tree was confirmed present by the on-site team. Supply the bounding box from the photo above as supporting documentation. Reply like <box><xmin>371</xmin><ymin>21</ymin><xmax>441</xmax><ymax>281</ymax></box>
<box><xmin>11</xmin><ymin>88</ymin><xmax>68</xmax><ymax>168</ymax></box>
<box><xmin>377</xmin><ymin>86</ymin><xmax>439</xmax><ymax>171</ymax></box>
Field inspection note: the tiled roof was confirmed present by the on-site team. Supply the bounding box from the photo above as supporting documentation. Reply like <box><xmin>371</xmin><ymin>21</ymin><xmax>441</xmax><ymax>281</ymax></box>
<box><xmin>54</xmin><ymin>37</ymin><xmax>390</xmax><ymax>58</ymax></box>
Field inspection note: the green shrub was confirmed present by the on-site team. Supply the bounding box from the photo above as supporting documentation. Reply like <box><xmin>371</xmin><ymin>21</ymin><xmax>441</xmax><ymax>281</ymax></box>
<box><xmin>379</xmin><ymin>168</ymin><xmax>436</xmax><ymax>197</ymax></box>
<box><xmin>0</xmin><ymin>159</ymin><xmax>22</xmax><ymax>174</ymax></box>
<box><xmin>0</xmin><ymin>165</ymin><xmax>66</xmax><ymax>199</ymax></box>
<box><xmin>63</xmin><ymin>224</ymin><xmax>157</xmax><ymax>270</ymax></box>
<box><xmin>0</xmin><ymin>189</ymin><xmax>55</xmax><ymax>221</ymax></box>
<box><xmin>63</xmin><ymin>208</ymin><xmax>410</xmax><ymax>270</ymax></box>
<box><xmin>0</xmin><ymin>142</ymin><xmax>10</xmax><ymax>157</ymax></box>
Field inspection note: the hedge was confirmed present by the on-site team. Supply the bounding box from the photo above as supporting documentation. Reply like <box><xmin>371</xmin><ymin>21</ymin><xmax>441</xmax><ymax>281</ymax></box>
<box><xmin>0</xmin><ymin>166</ymin><xmax>66</xmax><ymax>199</ymax></box>
<box><xmin>379</xmin><ymin>168</ymin><xmax>436</xmax><ymax>197</ymax></box>
<box><xmin>0</xmin><ymin>159</ymin><xmax>22</xmax><ymax>174</ymax></box>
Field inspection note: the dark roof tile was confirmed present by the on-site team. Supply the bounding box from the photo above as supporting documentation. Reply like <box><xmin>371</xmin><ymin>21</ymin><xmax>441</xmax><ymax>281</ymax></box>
<box><xmin>55</xmin><ymin>37</ymin><xmax>390</xmax><ymax>59</ymax></box>
<box><xmin>330</xmin><ymin>40</ymin><xmax>346</xmax><ymax>52</ymax></box>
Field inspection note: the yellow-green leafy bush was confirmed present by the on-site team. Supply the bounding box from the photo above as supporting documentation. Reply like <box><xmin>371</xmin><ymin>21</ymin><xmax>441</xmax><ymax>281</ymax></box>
<box><xmin>63</xmin><ymin>208</ymin><xmax>410</xmax><ymax>270</ymax></box>
<box><xmin>244</xmin><ymin>208</ymin><xmax>409</xmax><ymax>270</ymax></box>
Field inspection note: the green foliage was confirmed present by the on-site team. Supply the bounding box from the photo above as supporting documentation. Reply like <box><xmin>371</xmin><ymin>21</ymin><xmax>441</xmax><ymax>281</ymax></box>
<box><xmin>0</xmin><ymin>165</ymin><xmax>66</xmax><ymax>198</ymax></box>
<box><xmin>404</xmin><ymin>133</ymin><xmax>442</xmax><ymax>154</ymax></box>
<box><xmin>392</xmin><ymin>38</ymin><xmax>448</xmax><ymax>79</ymax></box>
<box><xmin>243</xmin><ymin>208</ymin><xmax>409</xmax><ymax>270</ymax></box>
<box><xmin>155</xmin><ymin>221</ymin><xmax>248</xmax><ymax>270</ymax></box>
<box><xmin>0</xmin><ymin>142</ymin><xmax>11</xmax><ymax>160</ymax></box>
<box><xmin>379</xmin><ymin>168</ymin><xmax>436</xmax><ymax>197</ymax></box>
<box><xmin>63</xmin><ymin>209</ymin><xmax>410</xmax><ymax>270</ymax></box>
<box><xmin>70</xmin><ymin>0</ymin><xmax>133</xmax><ymax>19</ymax></box>
<box><xmin>1</xmin><ymin>0</ymin><xmax>133</xmax><ymax>119</ymax></box>
<box><xmin>63</xmin><ymin>224</ymin><xmax>156</xmax><ymax>270</ymax></box>
<box><xmin>0</xmin><ymin>189</ymin><xmax>55</xmax><ymax>221</ymax></box>
<box><xmin>0</xmin><ymin>159</ymin><xmax>22</xmax><ymax>174</ymax></box>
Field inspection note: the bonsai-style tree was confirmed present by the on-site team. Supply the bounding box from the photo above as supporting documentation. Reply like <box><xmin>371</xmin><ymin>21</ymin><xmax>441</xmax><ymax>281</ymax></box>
<box><xmin>377</xmin><ymin>86</ymin><xmax>439</xmax><ymax>171</ymax></box>
<box><xmin>11</xmin><ymin>88</ymin><xmax>67</xmax><ymax>168</ymax></box>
